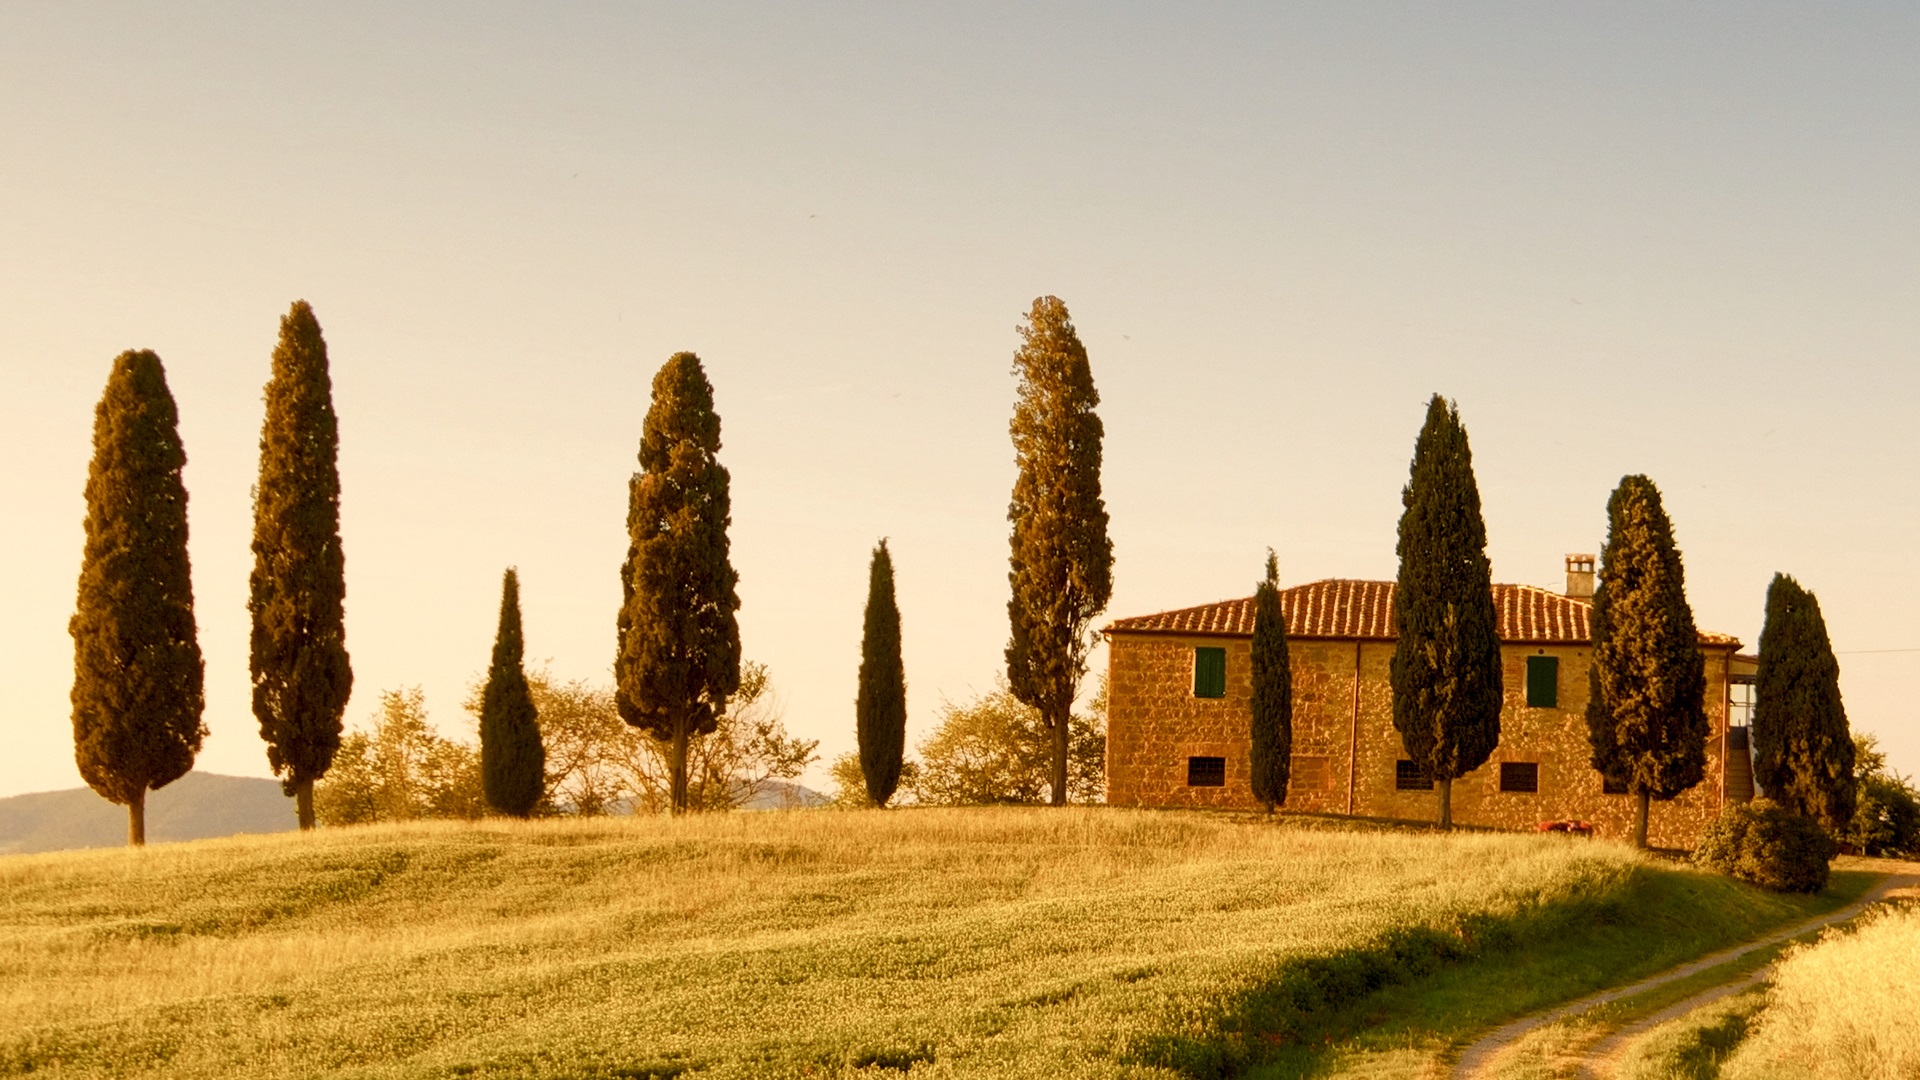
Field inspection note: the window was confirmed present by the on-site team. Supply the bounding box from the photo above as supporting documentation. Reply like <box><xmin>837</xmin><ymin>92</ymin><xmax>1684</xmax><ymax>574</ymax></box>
<box><xmin>1192</xmin><ymin>647</ymin><xmax>1227</xmax><ymax>699</ymax></box>
<box><xmin>1526</xmin><ymin>655</ymin><xmax>1559</xmax><ymax>708</ymax></box>
<box><xmin>1602</xmin><ymin>774</ymin><xmax>1629</xmax><ymax>795</ymax></box>
<box><xmin>1395</xmin><ymin>760</ymin><xmax>1434</xmax><ymax>791</ymax></box>
<box><xmin>1499</xmin><ymin>762</ymin><xmax>1540</xmax><ymax>793</ymax></box>
<box><xmin>1187</xmin><ymin>756</ymin><xmax>1226</xmax><ymax>787</ymax></box>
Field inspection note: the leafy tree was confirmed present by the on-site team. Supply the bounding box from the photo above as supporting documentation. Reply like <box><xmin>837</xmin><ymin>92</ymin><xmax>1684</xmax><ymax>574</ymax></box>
<box><xmin>623</xmin><ymin>662</ymin><xmax>818</xmax><ymax>813</ymax></box>
<box><xmin>913</xmin><ymin>682</ymin><xmax>1105</xmax><ymax>806</ymax></box>
<box><xmin>1390</xmin><ymin>395</ymin><xmax>1502</xmax><ymax>829</ymax></box>
<box><xmin>1249</xmin><ymin>550</ymin><xmax>1292</xmax><ymax>813</ymax></box>
<box><xmin>1843</xmin><ymin>734</ymin><xmax>1920</xmax><ymax>857</ymax></box>
<box><xmin>1693</xmin><ymin>799</ymin><xmax>1836</xmax><ymax>893</ymax></box>
<box><xmin>1585</xmin><ymin>474</ymin><xmax>1708</xmax><ymax>848</ymax></box>
<box><xmin>1753</xmin><ymin>573</ymin><xmax>1856</xmax><ymax>833</ymax></box>
<box><xmin>616</xmin><ymin>352</ymin><xmax>742</xmax><ymax>814</ymax></box>
<box><xmin>314</xmin><ymin>688</ymin><xmax>483</xmax><ymax>826</ymax></box>
<box><xmin>856</xmin><ymin>540</ymin><xmax>907</xmax><ymax>807</ymax></box>
<box><xmin>479</xmin><ymin>569</ymin><xmax>544</xmax><ymax>818</ymax></box>
<box><xmin>250</xmin><ymin>301</ymin><xmax>352</xmax><ymax>831</ymax></box>
<box><xmin>523</xmin><ymin>671</ymin><xmax>631</xmax><ymax>816</ymax></box>
<box><xmin>1006</xmin><ymin>296</ymin><xmax>1113</xmax><ymax>807</ymax></box>
<box><xmin>70</xmin><ymin>350</ymin><xmax>206</xmax><ymax>847</ymax></box>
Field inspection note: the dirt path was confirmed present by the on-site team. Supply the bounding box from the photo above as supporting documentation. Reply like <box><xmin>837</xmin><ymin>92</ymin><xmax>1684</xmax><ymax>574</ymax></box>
<box><xmin>1450</xmin><ymin>873</ymin><xmax>1916</xmax><ymax>1079</ymax></box>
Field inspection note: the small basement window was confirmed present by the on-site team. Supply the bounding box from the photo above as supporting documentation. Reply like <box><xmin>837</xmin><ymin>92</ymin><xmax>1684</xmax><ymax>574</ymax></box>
<box><xmin>1192</xmin><ymin>647</ymin><xmax>1227</xmax><ymax>699</ymax></box>
<box><xmin>1395</xmin><ymin>760</ymin><xmax>1434</xmax><ymax>791</ymax></box>
<box><xmin>1187</xmin><ymin>756</ymin><xmax>1226</xmax><ymax>787</ymax></box>
<box><xmin>1499</xmin><ymin>762</ymin><xmax>1540</xmax><ymax>793</ymax></box>
<box><xmin>1525</xmin><ymin>655</ymin><xmax>1560</xmax><ymax>708</ymax></box>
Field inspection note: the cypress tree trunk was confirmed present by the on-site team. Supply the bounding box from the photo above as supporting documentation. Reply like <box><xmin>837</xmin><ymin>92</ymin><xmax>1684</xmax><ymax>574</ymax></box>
<box><xmin>1389</xmin><ymin>395</ymin><xmax>1502</xmax><ymax>830</ymax></box>
<box><xmin>480</xmin><ymin>568</ymin><xmax>544</xmax><ymax>818</ymax></box>
<box><xmin>616</xmin><ymin>353</ymin><xmax>741</xmax><ymax>815</ymax></box>
<box><xmin>70</xmin><ymin>350</ymin><xmax>206</xmax><ymax>848</ymax></box>
<box><xmin>1249</xmin><ymin>551</ymin><xmax>1293</xmax><ymax>813</ymax></box>
<box><xmin>294</xmin><ymin>778</ymin><xmax>315</xmax><ymax>831</ymax></box>
<box><xmin>1585</xmin><ymin>475</ymin><xmax>1708</xmax><ymax>850</ymax></box>
<box><xmin>128</xmin><ymin>789</ymin><xmax>146</xmax><ymax>847</ymax></box>
<box><xmin>669</xmin><ymin>725</ymin><xmax>690</xmax><ymax>817</ymax></box>
<box><xmin>1005</xmin><ymin>297</ymin><xmax>1113</xmax><ymax>808</ymax></box>
<box><xmin>855</xmin><ymin>540</ymin><xmax>907</xmax><ymax>808</ymax></box>
<box><xmin>250</xmin><ymin>301</ymin><xmax>352</xmax><ymax>830</ymax></box>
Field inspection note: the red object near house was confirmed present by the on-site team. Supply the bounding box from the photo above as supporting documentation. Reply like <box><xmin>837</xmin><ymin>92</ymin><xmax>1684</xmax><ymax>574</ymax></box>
<box><xmin>1537</xmin><ymin>820</ymin><xmax>1593</xmax><ymax>835</ymax></box>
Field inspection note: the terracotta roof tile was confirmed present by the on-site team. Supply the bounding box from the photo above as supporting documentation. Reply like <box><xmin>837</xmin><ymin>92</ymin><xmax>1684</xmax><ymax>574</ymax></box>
<box><xmin>1104</xmin><ymin>579</ymin><xmax>1740</xmax><ymax>648</ymax></box>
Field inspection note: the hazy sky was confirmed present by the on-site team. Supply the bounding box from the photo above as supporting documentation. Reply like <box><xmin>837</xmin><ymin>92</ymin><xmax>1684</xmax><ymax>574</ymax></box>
<box><xmin>3</xmin><ymin>4</ymin><xmax>1916</xmax><ymax>800</ymax></box>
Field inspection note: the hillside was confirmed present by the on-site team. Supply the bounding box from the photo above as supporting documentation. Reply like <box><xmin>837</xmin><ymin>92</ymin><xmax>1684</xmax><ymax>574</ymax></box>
<box><xmin>0</xmin><ymin>772</ymin><xmax>295</xmax><ymax>854</ymax></box>
<box><xmin>0</xmin><ymin>809</ymin><xmax>1858</xmax><ymax>1078</ymax></box>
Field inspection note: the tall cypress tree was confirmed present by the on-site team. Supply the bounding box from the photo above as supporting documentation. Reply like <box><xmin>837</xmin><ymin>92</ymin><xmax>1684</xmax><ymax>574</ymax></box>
<box><xmin>480</xmin><ymin>568</ymin><xmax>544</xmax><ymax>818</ymax></box>
<box><xmin>616</xmin><ymin>352</ymin><xmax>741</xmax><ymax>815</ymax></box>
<box><xmin>1586</xmin><ymin>474</ymin><xmax>1709</xmax><ymax>848</ymax></box>
<box><xmin>1006</xmin><ymin>296</ymin><xmax>1113</xmax><ymax>807</ymax></box>
<box><xmin>250</xmin><ymin>300</ymin><xmax>352</xmax><ymax>831</ymax></box>
<box><xmin>70</xmin><ymin>350</ymin><xmax>206</xmax><ymax>847</ymax></box>
<box><xmin>1390</xmin><ymin>395</ymin><xmax>1502</xmax><ymax>829</ymax></box>
<box><xmin>1753</xmin><ymin>573</ymin><xmax>1855</xmax><ymax>833</ymax></box>
<box><xmin>1249</xmin><ymin>550</ymin><xmax>1293</xmax><ymax>813</ymax></box>
<box><xmin>856</xmin><ymin>539</ymin><xmax>907</xmax><ymax>807</ymax></box>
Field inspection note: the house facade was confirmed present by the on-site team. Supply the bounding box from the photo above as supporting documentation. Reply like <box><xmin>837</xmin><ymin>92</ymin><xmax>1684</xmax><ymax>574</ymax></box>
<box><xmin>1103</xmin><ymin>557</ymin><xmax>1750</xmax><ymax>849</ymax></box>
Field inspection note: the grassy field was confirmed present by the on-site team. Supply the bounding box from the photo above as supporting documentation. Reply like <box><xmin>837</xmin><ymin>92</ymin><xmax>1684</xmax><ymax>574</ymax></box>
<box><xmin>1718</xmin><ymin>899</ymin><xmax>1920</xmax><ymax>1080</ymax></box>
<box><xmin>0</xmin><ymin>808</ymin><xmax>1861</xmax><ymax>1079</ymax></box>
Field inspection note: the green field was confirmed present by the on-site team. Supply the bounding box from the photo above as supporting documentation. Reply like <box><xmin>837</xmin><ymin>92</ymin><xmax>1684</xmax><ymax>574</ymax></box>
<box><xmin>0</xmin><ymin>809</ymin><xmax>1860</xmax><ymax>1079</ymax></box>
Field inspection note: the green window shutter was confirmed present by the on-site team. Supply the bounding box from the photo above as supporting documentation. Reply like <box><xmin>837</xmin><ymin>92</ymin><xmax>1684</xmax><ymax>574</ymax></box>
<box><xmin>1526</xmin><ymin>655</ymin><xmax>1559</xmax><ymax>708</ymax></box>
<box><xmin>1193</xmin><ymin>647</ymin><xmax>1227</xmax><ymax>699</ymax></box>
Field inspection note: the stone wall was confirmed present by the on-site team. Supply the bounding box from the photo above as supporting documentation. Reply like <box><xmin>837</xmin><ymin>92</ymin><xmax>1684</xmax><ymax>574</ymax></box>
<box><xmin>1105</xmin><ymin>632</ymin><xmax>1736</xmax><ymax>848</ymax></box>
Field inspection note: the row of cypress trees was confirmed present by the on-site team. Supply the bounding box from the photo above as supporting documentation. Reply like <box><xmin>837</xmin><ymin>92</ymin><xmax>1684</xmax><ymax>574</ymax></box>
<box><xmin>72</xmin><ymin>304</ymin><xmax>551</xmax><ymax>843</ymax></box>
<box><xmin>1242</xmin><ymin>393</ymin><xmax>1853</xmax><ymax>847</ymax></box>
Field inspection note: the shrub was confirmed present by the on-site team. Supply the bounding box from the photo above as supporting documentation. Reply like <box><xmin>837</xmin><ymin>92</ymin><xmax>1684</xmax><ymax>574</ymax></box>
<box><xmin>1693</xmin><ymin>799</ymin><xmax>1837</xmax><ymax>893</ymax></box>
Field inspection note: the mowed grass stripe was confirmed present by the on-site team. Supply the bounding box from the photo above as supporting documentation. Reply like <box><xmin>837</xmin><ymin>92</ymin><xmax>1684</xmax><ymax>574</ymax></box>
<box><xmin>0</xmin><ymin>809</ymin><xmax>1844</xmax><ymax>1079</ymax></box>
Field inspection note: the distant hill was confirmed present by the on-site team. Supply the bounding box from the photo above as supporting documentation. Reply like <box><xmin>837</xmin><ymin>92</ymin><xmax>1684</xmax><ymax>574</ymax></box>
<box><xmin>0</xmin><ymin>772</ymin><xmax>297</xmax><ymax>855</ymax></box>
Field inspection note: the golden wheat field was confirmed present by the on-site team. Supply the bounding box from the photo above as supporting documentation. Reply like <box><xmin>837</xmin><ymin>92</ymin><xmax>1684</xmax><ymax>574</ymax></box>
<box><xmin>0</xmin><ymin>808</ymin><xmax>1849</xmax><ymax>1079</ymax></box>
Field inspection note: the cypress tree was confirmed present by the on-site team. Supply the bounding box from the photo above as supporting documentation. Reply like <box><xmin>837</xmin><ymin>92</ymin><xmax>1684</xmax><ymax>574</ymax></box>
<box><xmin>1753</xmin><ymin>573</ymin><xmax>1855</xmax><ymax>833</ymax></box>
<box><xmin>616</xmin><ymin>352</ymin><xmax>741</xmax><ymax>815</ymax></box>
<box><xmin>1585</xmin><ymin>474</ymin><xmax>1709</xmax><ymax>848</ymax></box>
<box><xmin>70</xmin><ymin>350</ymin><xmax>206</xmax><ymax>846</ymax></box>
<box><xmin>855</xmin><ymin>539</ymin><xmax>907</xmax><ymax>807</ymax></box>
<box><xmin>1390</xmin><ymin>394</ymin><xmax>1503</xmax><ymax>829</ymax></box>
<box><xmin>250</xmin><ymin>300</ymin><xmax>352</xmax><ymax>831</ymax></box>
<box><xmin>1006</xmin><ymin>296</ymin><xmax>1113</xmax><ymax>807</ymax></box>
<box><xmin>1249</xmin><ymin>550</ymin><xmax>1293</xmax><ymax>813</ymax></box>
<box><xmin>480</xmin><ymin>568</ymin><xmax>545</xmax><ymax>817</ymax></box>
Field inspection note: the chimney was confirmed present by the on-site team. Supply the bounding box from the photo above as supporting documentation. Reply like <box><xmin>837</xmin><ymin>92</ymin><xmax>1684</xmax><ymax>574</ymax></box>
<box><xmin>1565</xmin><ymin>554</ymin><xmax>1595</xmax><ymax>600</ymax></box>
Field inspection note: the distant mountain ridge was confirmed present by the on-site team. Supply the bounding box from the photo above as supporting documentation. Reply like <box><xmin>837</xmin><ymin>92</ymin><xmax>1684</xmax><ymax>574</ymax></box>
<box><xmin>0</xmin><ymin>772</ymin><xmax>297</xmax><ymax>855</ymax></box>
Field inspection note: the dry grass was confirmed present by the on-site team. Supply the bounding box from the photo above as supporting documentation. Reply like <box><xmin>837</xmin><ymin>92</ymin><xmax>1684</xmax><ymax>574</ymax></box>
<box><xmin>1720</xmin><ymin>900</ymin><xmax>1920</xmax><ymax>1080</ymax></box>
<box><xmin>0</xmin><ymin>808</ymin><xmax>1825</xmax><ymax>1079</ymax></box>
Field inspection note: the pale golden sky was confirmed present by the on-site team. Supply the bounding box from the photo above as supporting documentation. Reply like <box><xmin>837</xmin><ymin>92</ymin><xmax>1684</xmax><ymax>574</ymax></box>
<box><xmin>3</xmin><ymin>4</ymin><xmax>1916</xmax><ymax>797</ymax></box>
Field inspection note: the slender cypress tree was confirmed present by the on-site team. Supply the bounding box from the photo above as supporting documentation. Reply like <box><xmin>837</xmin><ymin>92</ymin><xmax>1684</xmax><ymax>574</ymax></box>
<box><xmin>250</xmin><ymin>300</ymin><xmax>352</xmax><ymax>831</ymax></box>
<box><xmin>1249</xmin><ymin>550</ymin><xmax>1293</xmax><ymax>813</ymax></box>
<box><xmin>1390</xmin><ymin>394</ymin><xmax>1502</xmax><ymax>829</ymax></box>
<box><xmin>480</xmin><ymin>568</ymin><xmax>544</xmax><ymax>817</ymax></box>
<box><xmin>1753</xmin><ymin>573</ymin><xmax>1855</xmax><ymax>833</ymax></box>
<box><xmin>1585</xmin><ymin>474</ymin><xmax>1709</xmax><ymax>848</ymax></box>
<box><xmin>616</xmin><ymin>352</ymin><xmax>741</xmax><ymax>815</ymax></box>
<box><xmin>1006</xmin><ymin>296</ymin><xmax>1113</xmax><ymax>807</ymax></box>
<box><xmin>70</xmin><ymin>350</ymin><xmax>206</xmax><ymax>846</ymax></box>
<box><xmin>855</xmin><ymin>539</ymin><xmax>907</xmax><ymax>807</ymax></box>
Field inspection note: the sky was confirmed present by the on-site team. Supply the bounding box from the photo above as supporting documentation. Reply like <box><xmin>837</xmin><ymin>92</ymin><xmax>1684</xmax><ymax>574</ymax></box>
<box><xmin>2</xmin><ymin>3</ymin><xmax>1916</xmax><ymax>800</ymax></box>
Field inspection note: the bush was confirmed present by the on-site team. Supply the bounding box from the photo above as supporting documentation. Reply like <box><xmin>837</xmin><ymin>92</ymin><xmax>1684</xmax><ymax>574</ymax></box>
<box><xmin>1693</xmin><ymin>799</ymin><xmax>1837</xmax><ymax>893</ymax></box>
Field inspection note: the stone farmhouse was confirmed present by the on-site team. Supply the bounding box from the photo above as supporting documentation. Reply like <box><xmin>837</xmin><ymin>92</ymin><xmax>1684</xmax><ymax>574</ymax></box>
<box><xmin>1102</xmin><ymin>556</ymin><xmax>1757</xmax><ymax>849</ymax></box>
